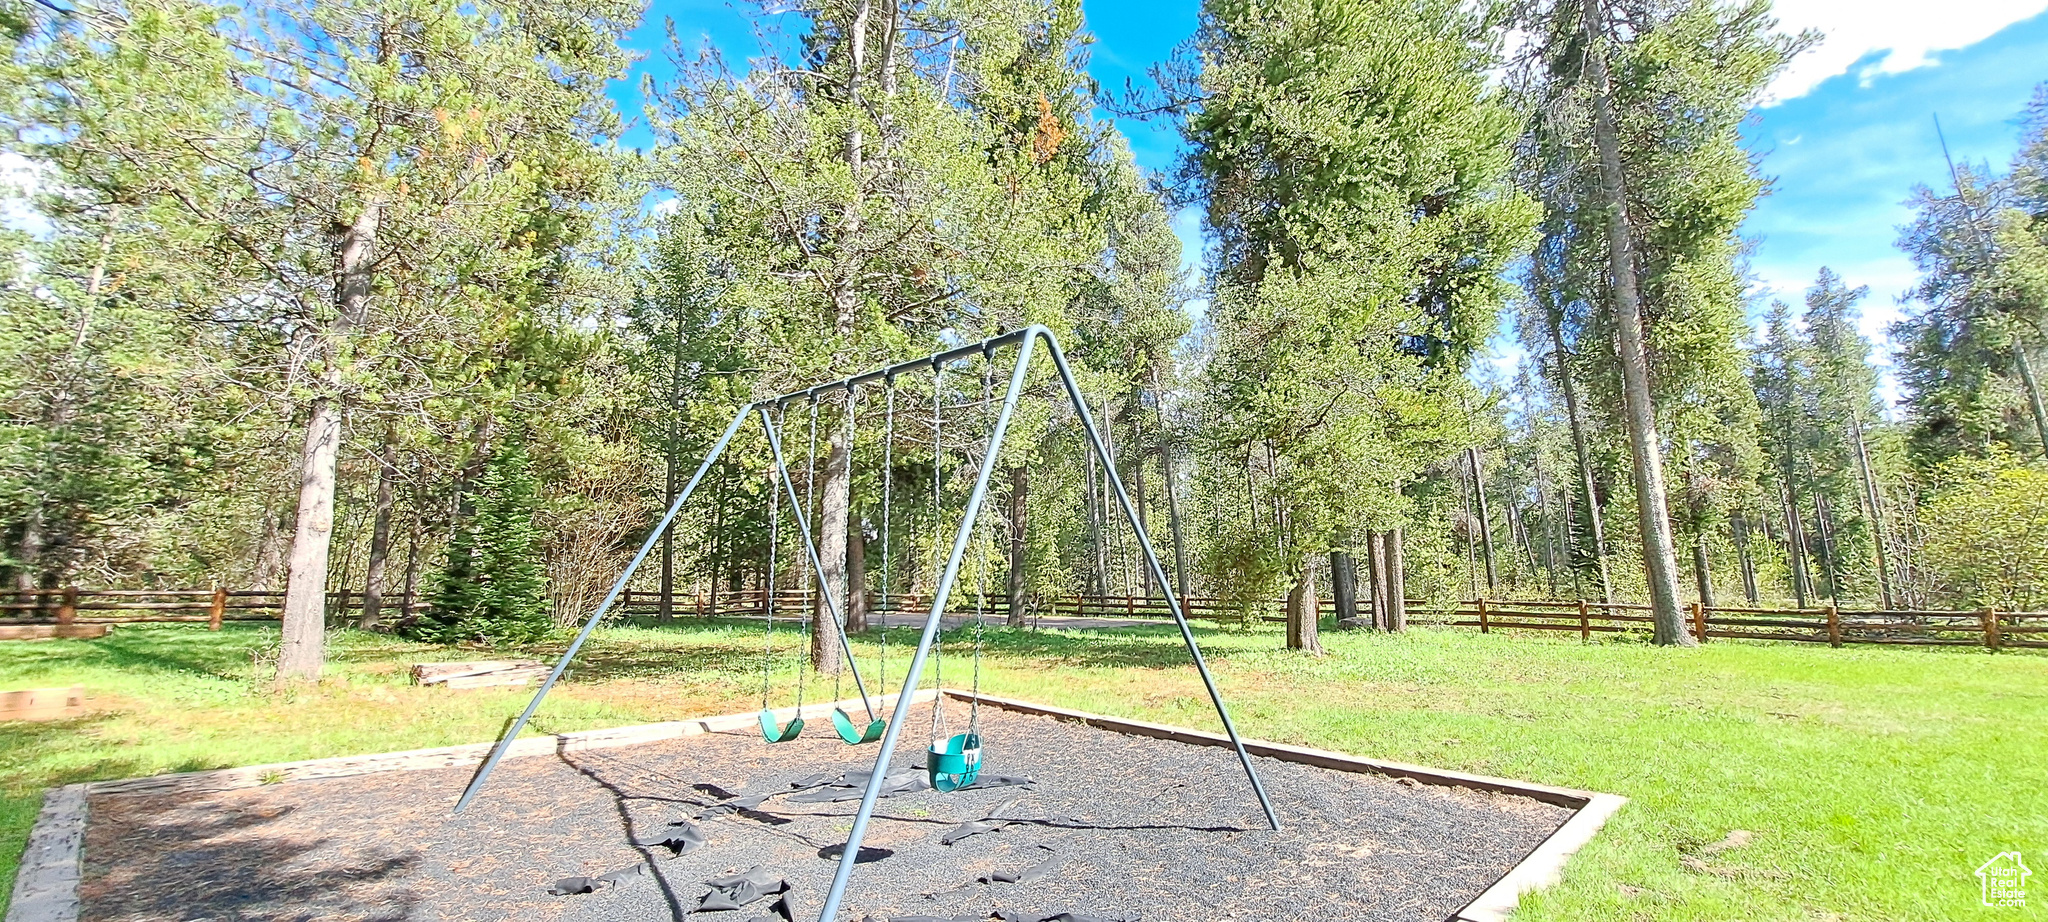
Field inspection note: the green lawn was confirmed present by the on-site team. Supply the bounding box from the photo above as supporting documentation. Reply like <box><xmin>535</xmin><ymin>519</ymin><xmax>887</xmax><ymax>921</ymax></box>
<box><xmin>3</xmin><ymin>620</ymin><xmax>2044</xmax><ymax>920</ymax></box>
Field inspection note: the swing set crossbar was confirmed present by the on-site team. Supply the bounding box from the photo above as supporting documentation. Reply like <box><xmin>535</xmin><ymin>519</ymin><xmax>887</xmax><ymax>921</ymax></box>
<box><xmin>448</xmin><ymin>325</ymin><xmax>1279</xmax><ymax>922</ymax></box>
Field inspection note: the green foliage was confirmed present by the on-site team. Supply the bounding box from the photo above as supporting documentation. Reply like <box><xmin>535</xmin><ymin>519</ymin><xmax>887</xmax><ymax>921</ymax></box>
<box><xmin>1921</xmin><ymin>453</ymin><xmax>2048</xmax><ymax>609</ymax></box>
<box><xmin>410</xmin><ymin>440</ymin><xmax>553</xmax><ymax>645</ymax></box>
<box><xmin>1181</xmin><ymin>0</ymin><xmax>1535</xmax><ymax>602</ymax></box>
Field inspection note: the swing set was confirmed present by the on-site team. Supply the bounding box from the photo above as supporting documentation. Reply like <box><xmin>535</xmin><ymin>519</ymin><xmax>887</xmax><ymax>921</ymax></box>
<box><xmin>452</xmin><ymin>326</ymin><xmax>1278</xmax><ymax>922</ymax></box>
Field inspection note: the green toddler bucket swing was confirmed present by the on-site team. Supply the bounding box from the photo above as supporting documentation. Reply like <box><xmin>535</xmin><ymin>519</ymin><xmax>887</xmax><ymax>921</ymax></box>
<box><xmin>923</xmin><ymin>356</ymin><xmax>997</xmax><ymax>793</ymax></box>
<box><xmin>925</xmin><ymin>603</ymin><xmax>988</xmax><ymax>791</ymax></box>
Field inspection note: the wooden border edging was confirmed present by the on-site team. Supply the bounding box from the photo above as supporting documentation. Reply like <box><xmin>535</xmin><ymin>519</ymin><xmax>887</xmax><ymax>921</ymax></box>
<box><xmin>82</xmin><ymin>689</ymin><xmax>934</xmax><ymax>798</ymax></box>
<box><xmin>947</xmin><ymin>691</ymin><xmax>1624</xmax><ymax>922</ymax></box>
<box><xmin>4</xmin><ymin>785</ymin><xmax>84</xmax><ymax>922</ymax></box>
<box><xmin>16</xmin><ymin>688</ymin><xmax>1621</xmax><ymax>922</ymax></box>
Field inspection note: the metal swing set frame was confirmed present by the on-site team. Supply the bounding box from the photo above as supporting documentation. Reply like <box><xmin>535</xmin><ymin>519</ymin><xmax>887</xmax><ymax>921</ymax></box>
<box><xmin>452</xmin><ymin>325</ymin><xmax>1280</xmax><ymax>921</ymax></box>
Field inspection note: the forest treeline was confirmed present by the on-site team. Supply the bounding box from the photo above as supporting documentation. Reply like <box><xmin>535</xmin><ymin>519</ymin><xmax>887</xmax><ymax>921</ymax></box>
<box><xmin>3</xmin><ymin>0</ymin><xmax>2046</xmax><ymax>677</ymax></box>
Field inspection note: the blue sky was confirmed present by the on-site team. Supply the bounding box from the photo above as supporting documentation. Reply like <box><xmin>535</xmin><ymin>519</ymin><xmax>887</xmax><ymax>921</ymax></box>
<box><xmin>622</xmin><ymin>1</ymin><xmax>2048</xmax><ymax>399</ymax></box>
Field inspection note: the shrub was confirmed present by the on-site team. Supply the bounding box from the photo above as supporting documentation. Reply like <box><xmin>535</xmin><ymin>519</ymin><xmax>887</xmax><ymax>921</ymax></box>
<box><xmin>1921</xmin><ymin>453</ymin><xmax>2048</xmax><ymax>610</ymax></box>
<box><xmin>405</xmin><ymin>439</ymin><xmax>554</xmax><ymax>644</ymax></box>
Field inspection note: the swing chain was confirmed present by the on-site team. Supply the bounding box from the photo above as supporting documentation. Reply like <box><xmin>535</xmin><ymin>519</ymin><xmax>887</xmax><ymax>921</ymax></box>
<box><xmin>879</xmin><ymin>376</ymin><xmax>894</xmax><ymax>689</ymax></box>
<box><xmin>969</xmin><ymin>358</ymin><xmax>991</xmax><ymax>734</ymax></box>
<box><xmin>761</xmin><ymin>406</ymin><xmax>783</xmax><ymax>711</ymax></box>
<box><xmin>928</xmin><ymin>363</ymin><xmax>946</xmax><ymax>746</ymax></box>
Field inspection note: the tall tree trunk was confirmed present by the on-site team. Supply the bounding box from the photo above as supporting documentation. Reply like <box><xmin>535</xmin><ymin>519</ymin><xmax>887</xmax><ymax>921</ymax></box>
<box><xmin>1581</xmin><ymin>0</ymin><xmax>1688</xmax><ymax>644</ymax></box>
<box><xmin>254</xmin><ymin>502</ymin><xmax>285</xmax><ymax>590</ymax></box>
<box><xmin>1509</xmin><ymin>501</ymin><xmax>1540</xmax><ymax>593</ymax></box>
<box><xmin>1691</xmin><ymin>536</ymin><xmax>1714</xmax><ymax>607</ymax></box>
<box><xmin>815</xmin><ymin>429</ymin><xmax>849</xmax><ymax>675</ymax></box>
<box><xmin>1365</xmin><ymin>529</ymin><xmax>1387</xmax><ymax>630</ymax></box>
<box><xmin>2015</xmin><ymin>345</ymin><xmax>2048</xmax><ymax>460</ymax></box>
<box><xmin>1533</xmin><ymin>454</ymin><xmax>1562</xmax><ymax>596</ymax></box>
<box><xmin>1005</xmin><ymin>465</ymin><xmax>1027</xmax><ymax>627</ymax></box>
<box><xmin>1549</xmin><ymin>317</ymin><xmax>1613</xmax><ymax>603</ymax></box>
<box><xmin>1813</xmin><ymin>492</ymin><xmax>1839</xmax><ymax>602</ymax></box>
<box><xmin>1782</xmin><ymin>478</ymin><xmax>1811</xmax><ymax>607</ymax></box>
<box><xmin>810</xmin><ymin>0</ymin><xmax>872</xmax><ymax>675</ymax></box>
<box><xmin>1131</xmin><ymin>412</ymin><xmax>1155</xmax><ymax>599</ymax></box>
<box><xmin>1331</xmin><ymin>549</ymin><xmax>1358</xmax><ymax>624</ymax></box>
<box><xmin>1733</xmin><ymin>513</ymin><xmax>1760</xmax><ymax>605</ymax></box>
<box><xmin>401</xmin><ymin>517</ymin><xmax>421</xmax><ymax>618</ymax></box>
<box><xmin>846</xmin><ymin>518</ymin><xmax>867</xmax><ymax>632</ymax></box>
<box><xmin>1085</xmin><ymin>450</ymin><xmax>1106</xmax><ymax>595</ymax></box>
<box><xmin>659</xmin><ymin>438</ymin><xmax>676</xmax><ymax>622</ymax></box>
<box><xmin>1285</xmin><ymin>565</ymin><xmax>1324</xmax><ymax>654</ymax></box>
<box><xmin>1161</xmin><ymin>437</ymin><xmax>1193</xmax><ymax>606</ymax></box>
<box><xmin>1383</xmin><ymin>528</ymin><xmax>1407</xmax><ymax>631</ymax></box>
<box><xmin>1849</xmin><ymin>418</ymin><xmax>1895</xmax><ymax>607</ymax></box>
<box><xmin>1466</xmin><ymin>446</ymin><xmax>1498</xmax><ymax>596</ymax></box>
<box><xmin>361</xmin><ymin>434</ymin><xmax>396</xmax><ymax>629</ymax></box>
<box><xmin>278</xmin><ymin>201</ymin><xmax>379</xmax><ymax>682</ymax></box>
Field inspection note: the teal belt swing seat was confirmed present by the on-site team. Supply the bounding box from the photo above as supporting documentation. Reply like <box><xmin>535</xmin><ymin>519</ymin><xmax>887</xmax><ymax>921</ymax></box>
<box><xmin>759</xmin><ymin>708</ymin><xmax>804</xmax><ymax>743</ymax></box>
<box><xmin>831</xmin><ymin>708</ymin><xmax>885</xmax><ymax>745</ymax></box>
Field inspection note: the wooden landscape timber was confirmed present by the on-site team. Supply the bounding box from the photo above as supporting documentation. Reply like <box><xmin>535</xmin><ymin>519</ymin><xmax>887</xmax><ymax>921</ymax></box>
<box><xmin>410</xmin><ymin>661</ymin><xmax>548</xmax><ymax>689</ymax></box>
<box><xmin>0</xmin><ymin>687</ymin><xmax>85</xmax><ymax>723</ymax></box>
<box><xmin>6</xmin><ymin>688</ymin><xmax>1621</xmax><ymax>922</ymax></box>
<box><xmin>0</xmin><ymin>626</ymin><xmax>108</xmax><ymax>642</ymax></box>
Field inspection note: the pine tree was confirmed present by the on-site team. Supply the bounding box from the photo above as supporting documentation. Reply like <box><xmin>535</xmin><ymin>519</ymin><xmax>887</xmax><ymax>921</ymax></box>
<box><xmin>413</xmin><ymin>440</ymin><xmax>553</xmax><ymax>645</ymax></box>
<box><xmin>1175</xmin><ymin>0</ymin><xmax>1536</xmax><ymax>648</ymax></box>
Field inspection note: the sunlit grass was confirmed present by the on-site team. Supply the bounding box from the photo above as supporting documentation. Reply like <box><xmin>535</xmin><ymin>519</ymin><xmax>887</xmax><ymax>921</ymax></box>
<box><xmin>2</xmin><ymin>619</ymin><xmax>2042</xmax><ymax>920</ymax></box>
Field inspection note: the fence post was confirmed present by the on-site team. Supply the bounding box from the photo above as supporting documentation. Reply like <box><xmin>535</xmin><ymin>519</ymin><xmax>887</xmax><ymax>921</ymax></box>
<box><xmin>56</xmin><ymin>586</ymin><xmax>77</xmax><ymax>625</ymax></box>
<box><xmin>1691</xmin><ymin>602</ymin><xmax>1707</xmax><ymax>642</ymax></box>
<box><xmin>1477</xmin><ymin>598</ymin><xmax>1489</xmax><ymax>634</ymax></box>
<box><xmin>1983</xmin><ymin>607</ymin><xmax>2002</xmax><ymax>651</ymax></box>
<box><xmin>1578</xmin><ymin>599</ymin><xmax>1590</xmax><ymax>641</ymax></box>
<box><xmin>1826</xmin><ymin>603</ymin><xmax>1841</xmax><ymax>647</ymax></box>
<box><xmin>209</xmin><ymin>585</ymin><xmax>227</xmax><ymax>631</ymax></box>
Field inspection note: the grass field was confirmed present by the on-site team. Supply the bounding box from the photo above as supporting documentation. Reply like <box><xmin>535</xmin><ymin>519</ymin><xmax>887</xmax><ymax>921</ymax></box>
<box><xmin>2</xmin><ymin>619</ymin><xmax>2044</xmax><ymax>920</ymax></box>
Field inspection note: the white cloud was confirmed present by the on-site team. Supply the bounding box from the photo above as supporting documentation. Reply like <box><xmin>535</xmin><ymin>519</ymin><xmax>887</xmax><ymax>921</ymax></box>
<box><xmin>1766</xmin><ymin>0</ymin><xmax>2048</xmax><ymax>103</ymax></box>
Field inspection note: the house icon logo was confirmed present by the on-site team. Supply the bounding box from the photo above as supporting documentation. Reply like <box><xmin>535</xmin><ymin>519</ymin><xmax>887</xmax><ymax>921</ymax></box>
<box><xmin>1976</xmin><ymin>852</ymin><xmax>2031</xmax><ymax>908</ymax></box>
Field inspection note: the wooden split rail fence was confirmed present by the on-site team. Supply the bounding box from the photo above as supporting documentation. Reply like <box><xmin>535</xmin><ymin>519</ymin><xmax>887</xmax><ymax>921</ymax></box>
<box><xmin>0</xmin><ymin>588</ymin><xmax>424</xmax><ymax>635</ymax></box>
<box><xmin>7</xmin><ymin>585</ymin><xmax>2043</xmax><ymax>651</ymax></box>
<box><xmin>1405</xmin><ymin>598</ymin><xmax>2048</xmax><ymax>650</ymax></box>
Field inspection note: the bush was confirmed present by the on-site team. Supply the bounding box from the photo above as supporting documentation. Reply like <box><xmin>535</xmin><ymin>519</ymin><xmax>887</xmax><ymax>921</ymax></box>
<box><xmin>405</xmin><ymin>439</ymin><xmax>554</xmax><ymax>644</ymax></box>
<box><xmin>1921</xmin><ymin>453</ymin><xmax>2048</xmax><ymax>610</ymax></box>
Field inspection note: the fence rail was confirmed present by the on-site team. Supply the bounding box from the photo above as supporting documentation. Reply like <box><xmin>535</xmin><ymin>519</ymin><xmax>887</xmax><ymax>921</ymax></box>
<box><xmin>0</xmin><ymin>587</ymin><xmax>424</xmax><ymax>631</ymax></box>
<box><xmin>6</xmin><ymin>585</ymin><xmax>2042</xmax><ymax>650</ymax></box>
<box><xmin>1399</xmin><ymin>598</ymin><xmax>2048</xmax><ymax>650</ymax></box>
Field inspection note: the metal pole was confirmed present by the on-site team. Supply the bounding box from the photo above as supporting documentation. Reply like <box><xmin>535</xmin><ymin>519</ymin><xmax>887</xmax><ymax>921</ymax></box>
<box><xmin>815</xmin><ymin>334</ymin><xmax>1038</xmax><ymax>922</ymax></box>
<box><xmin>760</xmin><ymin>407</ymin><xmax>876</xmax><ymax>720</ymax></box>
<box><xmin>454</xmin><ymin>405</ymin><xmax>754</xmax><ymax>813</ymax></box>
<box><xmin>1043</xmin><ymin>330</ymin><xmax>1282</xmax><ymax>832</ymax></box>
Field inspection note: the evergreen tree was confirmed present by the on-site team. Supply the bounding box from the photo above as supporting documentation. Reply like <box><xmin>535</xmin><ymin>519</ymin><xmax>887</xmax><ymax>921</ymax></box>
<box><xmin>413</xmin><ymin>439</ymin><xmax>553</xmax><ymax>645</ymax></box>
<box><xmin>1512</xmin><ymin>0</ymin><xmax>1803</xmax><ymax>637</ymax></box>
<box><xmin>1174</xmin><ymin>0</ymin><xmax>1537</xmax><ymax>648</ymax></box>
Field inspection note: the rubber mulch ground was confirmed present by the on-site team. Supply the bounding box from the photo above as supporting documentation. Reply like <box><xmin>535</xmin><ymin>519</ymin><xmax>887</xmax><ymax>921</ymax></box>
<box><xmin>79</xmin><ymin>704</ymin><xmax>1573</xmax><ymax>922</ymax></box>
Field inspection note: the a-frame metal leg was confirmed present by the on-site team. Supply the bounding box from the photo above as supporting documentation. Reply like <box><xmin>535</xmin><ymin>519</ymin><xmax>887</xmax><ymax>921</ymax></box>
<box><xmin>1044</xmin><ymin>335</ymin><xmax>1281</xmax><ymax>832</ymax></box>
<box><xmin>814</xmin><ymin>337</ymin><xmax>1039</xmax><ymax>921</ymax></box>
<box><xmin>454</xmin><ymin>406</ymin><xmax>755</xmax><ymax>813</ymax></box>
